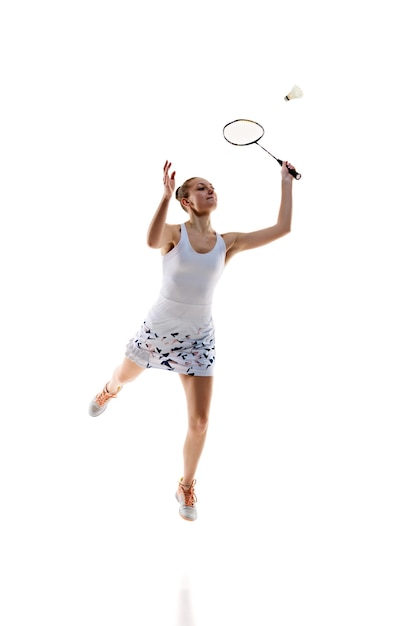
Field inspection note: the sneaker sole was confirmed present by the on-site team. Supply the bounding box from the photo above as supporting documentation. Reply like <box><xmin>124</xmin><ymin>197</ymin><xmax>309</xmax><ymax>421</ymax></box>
<box><xmin>179</xmin><ymin>513</ymin><xmax>196</xmax><ymax>522</ymax></box>
<box><xmin>88</xmin><ymin>401</ymin><xmax>108</xmax><ymax>417</ymax></box>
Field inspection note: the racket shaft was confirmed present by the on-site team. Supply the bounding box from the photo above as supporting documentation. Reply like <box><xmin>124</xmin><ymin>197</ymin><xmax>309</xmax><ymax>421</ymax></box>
<box><xmin>257</xmin><ymin>143</ymin><xmax>301</xmax><ymax>179</ymax></box>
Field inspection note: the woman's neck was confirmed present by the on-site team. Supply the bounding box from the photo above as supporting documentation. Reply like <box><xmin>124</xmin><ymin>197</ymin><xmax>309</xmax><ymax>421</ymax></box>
<box><xmin>187</xmin><ymin>215</ymin><xmax>213</xmax><ymax>234</ymax></box>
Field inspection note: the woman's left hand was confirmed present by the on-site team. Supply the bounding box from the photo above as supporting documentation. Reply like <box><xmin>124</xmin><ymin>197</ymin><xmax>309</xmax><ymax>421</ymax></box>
<box><xmin>281</xmin><ymin>160</ymin><xmax>295</xmax><ymax>183</ymax></box>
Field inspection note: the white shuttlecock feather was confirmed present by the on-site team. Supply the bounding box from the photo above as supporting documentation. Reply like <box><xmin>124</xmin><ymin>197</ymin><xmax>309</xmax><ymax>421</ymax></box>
<box><xmin>284</xmin><ymin>85</ymin><xmax>303</xmax><ymax>101</ymax></box>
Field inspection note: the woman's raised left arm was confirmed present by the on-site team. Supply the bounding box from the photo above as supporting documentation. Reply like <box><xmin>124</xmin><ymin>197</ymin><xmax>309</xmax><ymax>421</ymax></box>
<box><xmin>223</xmin><ymin>161</ymin><xmax>295</xmax><ymax>261</ymax></box>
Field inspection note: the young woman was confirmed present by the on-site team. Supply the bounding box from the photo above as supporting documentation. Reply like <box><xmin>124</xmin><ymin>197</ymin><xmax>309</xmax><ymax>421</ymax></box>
<box><xmin>89</xmin><ymin>159</ymin><xmax>295</xmax><ymax>521</ymax></box>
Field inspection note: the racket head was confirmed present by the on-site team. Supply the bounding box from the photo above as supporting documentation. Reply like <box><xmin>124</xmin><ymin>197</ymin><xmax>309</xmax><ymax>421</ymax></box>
<box><xmin>223</xmin><ymin>119</ymin><xmax>264</xmax><ymax>146</ymax></box>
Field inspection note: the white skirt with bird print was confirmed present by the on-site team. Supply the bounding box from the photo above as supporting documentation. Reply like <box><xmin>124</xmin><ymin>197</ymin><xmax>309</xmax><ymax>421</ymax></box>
<box><xmin>125</xmin><ymin>295</ymin><xmax>216</xmax><ymax>376</ymax></box>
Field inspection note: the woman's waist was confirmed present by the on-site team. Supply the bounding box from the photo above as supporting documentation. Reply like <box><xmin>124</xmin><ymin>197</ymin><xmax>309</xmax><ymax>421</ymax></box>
<box><xmin>146</xmin><ymin>294</ymin><xmax>213</xmax><ymax>325</ymax></box>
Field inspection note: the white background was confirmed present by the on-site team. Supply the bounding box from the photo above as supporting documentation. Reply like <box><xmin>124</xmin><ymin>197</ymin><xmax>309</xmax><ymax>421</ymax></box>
<box><xmin>1</xmin><ymin>1</ymin><xmax>417</xmax><ymax>625</ymax></box>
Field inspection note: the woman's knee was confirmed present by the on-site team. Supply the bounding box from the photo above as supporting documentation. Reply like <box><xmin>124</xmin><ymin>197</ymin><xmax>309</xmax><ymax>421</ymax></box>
<box><xmin>189</xmin><ymin>414</ymin><xmax>209</xmax><ymax>434</ymax></box>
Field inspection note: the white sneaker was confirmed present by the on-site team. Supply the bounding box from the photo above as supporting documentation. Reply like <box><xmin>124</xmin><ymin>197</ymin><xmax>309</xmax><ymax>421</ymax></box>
<box><xmin>89</xmin><ymin>383</ymin><xmax>120</xmax><ymax>417</ymax></box>
<box><xmin>175</xmin><ymin>478</ymin><xmax>198</xmax><ymax>521</ymax></box>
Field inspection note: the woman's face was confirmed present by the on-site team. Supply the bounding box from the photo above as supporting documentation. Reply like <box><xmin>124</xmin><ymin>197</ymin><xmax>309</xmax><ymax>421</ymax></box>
<box><xmin>183</xmin><ymin>179</ymin><xmax>217</xmax><ymax>214</ymax></box>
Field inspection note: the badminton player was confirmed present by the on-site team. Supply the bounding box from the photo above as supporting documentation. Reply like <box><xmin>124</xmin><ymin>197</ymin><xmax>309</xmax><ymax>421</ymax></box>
<box><xmin>89</xmin><ymin>159</ymin><xmax>295</xmax><ymax>521</ymax></box>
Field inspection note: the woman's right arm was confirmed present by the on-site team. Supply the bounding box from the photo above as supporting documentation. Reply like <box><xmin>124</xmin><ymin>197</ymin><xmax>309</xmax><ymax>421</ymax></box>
<box><xmin>146</xmin><ymin>161</ymin><xmax>178</xmax><ymax>249</ymax></box>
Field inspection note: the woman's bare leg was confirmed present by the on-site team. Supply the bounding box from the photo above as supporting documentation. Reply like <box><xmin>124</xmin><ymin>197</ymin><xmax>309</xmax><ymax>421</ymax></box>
<box><xmin>106</xmin><ymin>357</ymin><xmax>146</xmax><ymax>393</ymax></box>
<box><xmin>179</xmin><ymin>374</ymin><xmax>213</xmax><ymax>484</ymax></box>
<box><xmin>89</xmin><ymin>358</ymin><xmax>146</xmax><ymax>417</ymax></box>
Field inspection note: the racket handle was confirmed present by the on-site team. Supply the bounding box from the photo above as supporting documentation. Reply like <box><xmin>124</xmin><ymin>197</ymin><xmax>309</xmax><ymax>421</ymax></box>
<box><xmin>277</xmin><ymin>159</ymin><xmax>302</xmax><ymax>180</ymax></box>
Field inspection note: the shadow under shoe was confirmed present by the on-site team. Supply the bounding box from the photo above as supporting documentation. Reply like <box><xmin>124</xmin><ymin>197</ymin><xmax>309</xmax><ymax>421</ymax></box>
<box><xmin>176</xmin><ymin>478</ymin><xmax>198</xmax><ymax>522</ymax></box>
<box><xmin>89</xmin><ymin>384</ymin><xmax>119</xmax><ymax>417</ymax></box>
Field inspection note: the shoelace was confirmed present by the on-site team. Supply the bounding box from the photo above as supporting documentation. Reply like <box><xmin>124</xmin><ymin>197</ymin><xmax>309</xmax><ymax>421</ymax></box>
<box><xmin>96</xmin><ymin>386</ymin><xmax>117</xmax><ymax>406</ymax></box>
<box><xmin>180</xmin><ymin>480</ymin><xmax>197</xmax><ymax>506</ymax></box>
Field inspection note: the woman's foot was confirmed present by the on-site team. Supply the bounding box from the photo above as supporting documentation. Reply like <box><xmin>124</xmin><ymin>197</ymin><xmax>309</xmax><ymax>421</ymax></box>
<box><xmin>89</xmin><ymin>384</ymin><xmax>120</xmax><ymax>417</ymax></box>
<box><xmin>175</xmin><ymin>478</ymin><xmax>198</xmax><ymax>521</ymax></box>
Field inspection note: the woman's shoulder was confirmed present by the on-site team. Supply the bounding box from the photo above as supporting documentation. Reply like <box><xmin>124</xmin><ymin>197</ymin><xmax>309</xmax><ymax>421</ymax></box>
<box><xmin>166</xmin><ymin>222</ymin><xmax>183</xmax><ymax>237</ymax></box>
<box><xmin>160</xmin><ymin>223</ymin><xmax>182</xmax><ymax>255</ymax></box>
<box><xmin>220</xmin><ymin>231</ymin><xmax>238</xmax><ymax>251</ymax></box>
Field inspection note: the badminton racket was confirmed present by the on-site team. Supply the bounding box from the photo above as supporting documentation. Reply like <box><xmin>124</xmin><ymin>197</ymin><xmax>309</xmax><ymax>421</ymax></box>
<box><xmin>223</xmin><ymin>119</ymin><xmax>301</xmax><ymax>180</ymax></box>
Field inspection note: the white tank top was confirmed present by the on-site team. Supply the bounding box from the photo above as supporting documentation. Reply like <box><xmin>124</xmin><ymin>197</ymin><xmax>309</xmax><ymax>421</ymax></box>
<box><xmin>160</xmin><ymin>223</ymin><xmax>226</xmax><ymax>306</ymax></box>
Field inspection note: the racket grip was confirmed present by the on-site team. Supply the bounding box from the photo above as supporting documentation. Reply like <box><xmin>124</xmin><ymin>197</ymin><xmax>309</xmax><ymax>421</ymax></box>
<box><xmin>277</xmin><ymin>159</ymin><xmax>301</xmax><ymax>180</ymax></box>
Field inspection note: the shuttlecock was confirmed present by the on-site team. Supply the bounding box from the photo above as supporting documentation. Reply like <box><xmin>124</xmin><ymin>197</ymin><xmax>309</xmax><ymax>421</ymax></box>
<box><xmin>284</xmin><ymin>85</ymin><xmax>303</xmax><ymax>101</ymax></box>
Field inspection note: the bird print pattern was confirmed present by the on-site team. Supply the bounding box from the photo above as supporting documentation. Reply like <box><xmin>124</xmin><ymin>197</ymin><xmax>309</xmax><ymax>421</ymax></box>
<box><xmin>125</xmin><ymin>322</ymin><xmax>216</xmax><ymax>376</ymax></box>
